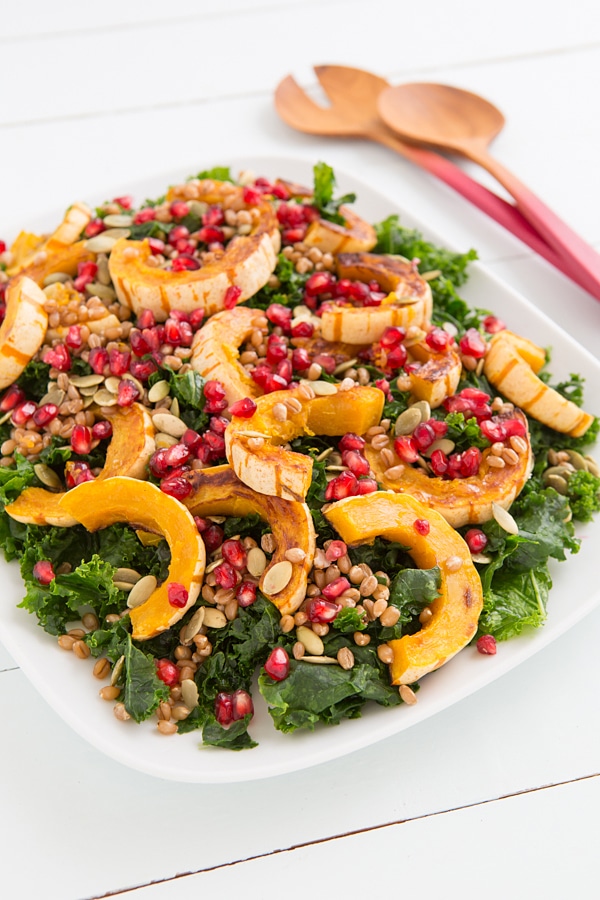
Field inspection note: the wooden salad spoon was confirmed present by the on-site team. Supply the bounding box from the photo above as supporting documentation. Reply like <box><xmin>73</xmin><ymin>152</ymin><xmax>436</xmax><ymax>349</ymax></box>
<box><xmin>378</xmin><ymin>82</ymin><xmax>600</xmax><ymax>301</ymax></box>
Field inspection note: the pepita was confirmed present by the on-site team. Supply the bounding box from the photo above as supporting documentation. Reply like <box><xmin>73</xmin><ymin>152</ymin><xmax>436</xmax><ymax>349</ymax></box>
<box><xmin>86</xmin><ymin>282</ymin><xmax>117</xmax><ymax>303</ymax></box>
<box><xmin>411</xmin><ymin>400</ymin><xmax>431</xmax><ymax>423</ymax></box>
<box><xmin>84</xmin><ymin>234</ymin><xmax>119</xmax><ymax>253</ymax></box>
<box><xmin>203</xmin><ymin>608</ymin><xmax>228</xmax><ymax>629</ymax></box>
<box><xmin>148</xmin><ymin>380</ymin><xmax>171</xmax><ymax>403</ymax></box>
<box><xmin>113</xmin><ymin>567</ymin><xmax>142</xmax><ymax>584</ymax></box>
<box><xmin>113</xmin><ymin>581</ymin><xmax>134</xmax><ymax>592</ymax></box>
<box><xmin>180</xmin><ymin>678</ymin><xmax>199</xmax><ymax>710</ymax></box>
<box><xmin>102</xmin><ymin>214</ymin><xmax>133</xmax><ymax>228</ymax></box>
<box><xmin>300</xmin><ymin>656</ymin><xmax>338</xmax><ymax>664</ymax></box>
<box><xmin>111</xmin><ymin>655</ymin><xmax>125</xmax><ymax>687</ymax></box>
<box><xmin>308</xmin><ymin>380</ymin><xmax>338</xmax><ymax>396</ymax></box>
<box><xmin>93</xmin><ymin>388</ymin><xmax>118</xmax><ymax>407</ymax></box>
<box><xmin>69</xmin><ymin>374</ymin><xmax>105</xmax><ymax>389</ymax></box>
<box><xmin>333</xmin><ymin>357</ymin><xmax>358</xmax><ymax>376</ymax></box>
<box><xmin>394</xmin><ymin>407</ymin><xmax>422</xmax><ymax>435</ymax></box>
<box><xmin>43</xmin><ymin>272</ymin><xmax>71</xmax><ymax>286</ymax></box>
<box><xmin>38</xmin><ymin>389</ymin><xmax>66</xmax><ymax>407</ymax></box>
<box><xmin>170</xmin><ymin>397</ymin><xmax>180</xmax><ymax>419</ymax></box>
<box><xmin>545</xmin><ymin>473</ymin><xmax>569</xmax><ymax>495</ymax></box>
<box><xmin>261</xmin><ymin>560</ymin><xmax>293</xmax><ymax>595</ymax></box>
<box><xmin>584</xmin><ymin>455</ymin><xmax>599</xmax><ymax>477</ymax></box>
<box><xmin>104</xmin><ymin>376</ymin><xmax>121</xmax><ymax>394</ymax></box>
<box><xmin>247</xmin><ymin>546</ymin><xmax>268</xmax><ymax>577</ymax></box>
<box><xmin>101</xmin><ymin>227</ymin><xmax>132</xmax><ymax>240</ymax></box>
<box><xmin>296</xmin><ymin>625</ymin><xmax>324</xmax><ymax>656</ymax></box>
<box><xmin>423</xmin><ymin>438</ymin><xmax>456</xmax><ymax>458</ymax></box>
<box><xmin>492</xmin><ymin>501</ymin><xmax>519</xmax><ymax>535</ymax></box>
<box><xmin>126</xmin><ymin>574</ymin><xmax>157</xmax><ymax>608</ymax></box>
<box><xmin>181</xmin><ymin>607</ymin><xmax>205</xmax><ymax>644</ymax></box>
<box><xmin>152</xmin><ymin>412</ymin><xmax>187</xmax><ymax>438</ymax></box>
<box><xmin>33</xmin><ymin>463</ymin><xmax>62</xmax><ymax>491</ymax></box>
<box><xmin>154</xmin><ymin>432</ymin><xmax>179</xmax><ymax>449</ymax></box>
<box><xmin>565</xmin><ymin>449</ymin><xmax>589</xmax><ymax>471</ymax></box>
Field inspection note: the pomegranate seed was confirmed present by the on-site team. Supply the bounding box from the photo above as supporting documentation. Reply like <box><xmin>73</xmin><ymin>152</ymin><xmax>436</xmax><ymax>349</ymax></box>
<box><xmin>32</xmin><ymin>403</ymin><xmax>59</xmax><ymax>427</ymax></box>
<box><xmin>305</xmin><ymin>271</ymin><xmax>335</xmax><ymax>295</ymax></box>
<box><xmin>291</xmin><ymin>320</ymin><xmax>314</xmax><ymax>339</ymax></box>
<box><xmin>264</xmin><ymin>647</ymin><xmax>290</xmax><ymax>681</ymax></box>
<box><xmin>413</xmin><ymin>422</ymin><xmax>436</xmax><ymax>451</ymax></box>
<box><xmin>202</xmin><ymin>524</ymin><xmax>224</xmax><ymax>553</ymax></box>
<box><xmin>11</xmin><ymin>400</ymin><xmax>37</xmax><ymax>425</ymax></box>
<box><xmin>181</xmin><ymin>429</ymin><xmax>201</xmax><ymax>453</ymax></box>
<box><xmin>380</xmin><ymin>326</ymin><xmax>405</xmax><ymax>349</ymax></box>
<box><xmin>156</xmin><ymin>658</ymin><xmax>180</xmax><ymax>686</ymax></box>
<box><xmin>429</xmin><ymin>418</ymin><xmax>448</xmax><ymax>437</ymax></box>
<box><xmin>42</xmin><ymin>344</ymin><xmax>71</xmax><ymax>371</ymax></box>
<box><xmin>277</xmin><ymin>202</ymin><xmax>306</xmax><ymax>227</ymax></box>
<box><xmin>306</xmin><ymin>598</ymin><xmax>341</xmax><ymax>623</ymax></box>
<box><xmin>339</xmin><ymin>433</ymin><xmax>365</xmax><ymax>453</ymax></box>
<box><xmin>167</xmin><ymin>582</ymin><xmax>189</xmax><ymax>608</ymax></box>
<box><xmin>291</xmin><ymin>348</ymin><xmax>311</xmax><ymax>371</ymax></box>
<box><xmin>65</xmin><ymin>460</ymin><xmax>94</xmax><ymax>487</ymax></box>
<box><xmin>430</xmin><ymin>449</ymin><xmax>449</xmax><ymax>477</ymax></box>
<box><xmin>425</xmin><ymin>328</ymin><xmax>453</xmax><ymax>352</ymax></box>
<box><xmin>214</xmin><ymin>561</ymin><xmax>237</xmax><ymax>590</ymax></box>
<box><xmin>84</xmin><ymin>218</ymin><xmax>105</xmax><ymax>238</ymax></box>
<box><xmin>88</xmin><ymin>347</ymin><xmax>109</xmax><ymax>374</ymax></box>
<box><xmin>194</xmin><ymin>516</ymin><xmax>208</xmax><ymax>533</ymax></box>
<box><xmin>461</xmin><ymin>388</ymin><xmax>491</xmax><ymax>403</ymax></box>
<box><xmin>321</xmin><ymin>577</ymin><xmax>351</xmax><ymax>600</ymax></box>
<box><xmin>393</xmin><ymin>436</ymin><xmax>419</xmax><ymax>463</ymax></box>
<box><xmin>231</xmin><ymin>689</ymin><xmax>254</xmax><ymax>721</ymax></box>
<box><xmin>250</xmin><ymin>363</ymin><xmax>273</xmax><ymax>388</ymax></box>
<box><xmin>282</xmin><ymin>226</ymin><xmax>306</xmax><ymax>244</ymax></box>
<box><xmin>65</xmin><ymin>325</ymin><xmax>83</xmax><ymax>350</ymax></box>
<box><xmin>195</xmin><ymin>440</ymin><xmax>213</xmax><ymax>464</ymax></box>
<box><xmin>162</xmin><ymin>443</ymin><xmax>191</xmax><ymax>468</ymax></box>
<box><xmin>221</xmin><ymin>539</ymin><xmax>247</xmax><ymax>570</ymax></box>
<box><xmin>236</xmin><ymin>581</ymin><xmax>258</xmax><ymax>607</ymax></box>
<box><xmin>197</xmin><ymin>226</ymin><xmax>225</xmax><ymax>244</ymax></box>
<box><xmin>215</xmin><ymin>692</ymin><xmax>234</xmax><ymax>726</ymax></box>
<box><xmin>263</xmin><ymin>373</ymin><xmax>288</xmax><ymax>394</ymax></box>
<box><xmin>130</xmin><ymin>329</ymin><xmax>151</xmax><ymax>357</ymax></box>
<box><xmin>168</xmin><ymin>225</ymin><xmax>189</xmax><ymax>244</ymax></box>
<box><xmin>312</xmin><ymin>353</ymin><xmax>336</xmax><ymax>375</ymax></box>
<box><xmin>170</xmin><ymin>200</ymin><xmax>190</xmax><ymax>219</ymax></box>
<box><xmin>71</xmin><ymin>424</ymin><xmax>92</xmax><ymax>455</ymax></box>
<box><xmin>482</xmin><ymin>315</ymin><xmax>506</xmax><ymax>334</ymax></box>
<box><xmin>266</xmin><ymin>303</ymin><xmax>292</xmax><ymax>331</ymax></box>
<box><xmin>148</xmin><ymin>237</ymin><xmax>165</xmax><ymax>255</ymax></box>
<box><xmin>503</xmin><ymin>418</ymin><xmax>527</xmax><ymax>438</ymax></box>
<box><xmin>172</xmin><ymin>255</ymin><xmax>201</xmax><ymax>272</ymax></box>
<box><xmin>276</xmin><ymin>358</ymin><xmax>293</xmax><ymax>384</ymax></box>
<box><xmin>92</xmin><ymin>420</ymin><xmax>112</xmax><ymax>441</ymax></box>
<box><xmin>266</xmin><ymin>334</ymin><xmax>288</xmax><ymax>365</ymax></box>
<box><xmin>130</xmin><ymin>358</ymin><xmax>157</xmax><ymax>380</ymax></box>
<box><xmin>324</xmin><ymin>470</ymin><xmax>359</xmax><ymax>501</ymax></box>
<box><xmin>0</xmin><ymin>384</ymin><xmax>25</xmax><ymax>412</ymax></box>
<box><xmin>479</xmin><ymin>418</ymin><xmax>507</xmax><ymax>442</ymax></box>
<box><xmin>459</xmin><ymin>328</ymin><xmax>487</xmax><ymax>359</ymax></box>
<box><xmin>33</xmin><ymin>560</ymin><xmax>55</xmax><ymax>585</ymax></box>
<box><xmin>202</xmin><ymin>205</ymin><xmax>225</xmax><ymax>226</ymax></box>
<box><xmin>108</xmin><ymin>348</ymin><xmax>130</xmax><ymax>376</ymax></box>
<box><xmin>113</xmin><ymin>195</ymin><xmax>133</xmax><ymax>210</ymax></box>
<box><xmin>203</xmin><ymin>432</ymin><xmax>226</xmax><ymax>457</ymax></box>
<box><xmin>334</xmin><ymin>278</ymin><xmax>352</xmax><ymax>298</ymax></box>
<box><xmin>476</xmin><ymin>634</ymin><xmax>497</xmax><ymax>655</ymax></box>
<box><xmin>209</xmin><ymin>416</ymin><xmax>229</xmax><ymax>436</ymax></box>
<box><xmin>386</xmin><ymin>344</ymin><xmax>408</xmax><ymax>369</ymax></box>
<box><xmin>414</xmin><ymin>518</ymin><xmax>431</xmax><ymax>536</ymax></box>
<box><xmin>342</xmin><ymin>449</ymin><xmax>370</xmax><ymax>476</ymax></box>
<box><xmin>242</xmin><ymin>186</ymin><xmax>262</xmax><ymax>205</ymax></box>
<box><xmin>325</xmin><ymin>540</ymin><xmax>347</xmax><ymax>561</ymax></box>
<box><xmin>117</xmin><ymin>379</ymin><xmax>140</xmax><ymax>407</ymax></box>
<box><xmin>164</xmin><ymin>318</ymin><xmax>182</xmax><ymax>346</ymax></box>
<box><xmin>203</xmin><ymin>380</ymin><xmax>228</xmax><ymax>413</ymax></box>
<box><xmin>189</xmin><ymin>308</ymin><xmax>205</xmax><ymax>331</ymax></box>
<box><xmin>133</xmin><ymin>208</ymin><xmax>156</xmax><ymax>225</ymax></box>
<box><xmin>465</xmin><ymin>529</ymin><xmax>488</xmax><ymax>554</ymax></box>
<box><xmin>460</xmin><ymin>446</ymin><xmax>482</xmax><ymax>477</ymax></box>
<box><xmin>357</xmin><ymin>477</ymin><xmax>378</xmax><ymax>494</ymax></box>
<box><xmin>160</xmin><ymin>475</ymin><xmax>193</xmax><ymax>500</ymax></box>
<box><xmin>136</xmin><ymin>309</ymin><xmax>155</xmax><ymax>329</ymax></box>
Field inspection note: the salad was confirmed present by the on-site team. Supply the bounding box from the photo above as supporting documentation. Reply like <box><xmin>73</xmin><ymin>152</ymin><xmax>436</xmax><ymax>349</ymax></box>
<box><xmin>0</xmin><ymin>162</ymin><xmax>598</xmax><ymax>753</ymax></box>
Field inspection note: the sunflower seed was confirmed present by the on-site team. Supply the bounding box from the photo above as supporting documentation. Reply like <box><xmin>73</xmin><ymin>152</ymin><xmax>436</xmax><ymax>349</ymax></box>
<box><xmin>261</xmin><ymin>560</ymin><xmax>293</xmax><ymax>595</ymax></box>
<box><xmin>180</xmin><ymin>678</ymin><xmax>199</xmax><ymax>710</ymax></box>
<box><xmin>492</xmin><ymin>502</ymin><xmax>519</xmax><ymax>535</ymax></box>
<box><xmin>33</xmin><ymin>463</ymin><xmax>62</xmax><ymax>491</ymax></box>
<box><xmin>126</xmin><ymin>574</ymin><xmax>157</xmax><ymax>608</ymax></box>
<box><xmin>296</xmin><ymin>625</ymin><xmax>324</xmax><ymax>656</ymax></box>
<box><xmin>152</xmin><ymin>412</ymin><xmax>187</xmax><ymax>437</ymax></box>
<box><xmin>148</xmin><ymin>380</ymin><xmax>171</xmax><ymax>403</ymax></box>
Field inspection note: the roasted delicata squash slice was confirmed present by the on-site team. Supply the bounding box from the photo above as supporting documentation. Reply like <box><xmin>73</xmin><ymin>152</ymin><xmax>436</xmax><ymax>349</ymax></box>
<box><xmin>108</xmin><ymin>179</ymin><xmax>280</xmax><ymax>321</ymax></box>
<box><xmin>407</xmin><ymin>341</ymin><xmax>463</xmax><ymax>408</ymax></box>
<box><xmin>484</xmin><ymin>330</ymin><xmax>594</xmax><ymax>437</ymax></box>
<box><xmin>190</xmin><ymin>307</ymin><xmax>264</xmax><ymax>405</ymax></box>
<box><xmin>0</xmin><ymin>277</ymin><xmax>49</xmax><ymax>390</ymax></box>
<box><xmin>7</xmin><ymin>202</ymin><xmax>92</xmax><ymax>276</ymax></box>
<box><xmin>325</xmin><ymin>491</ymin><xmax>483</xmax><ymax>684</ymax></box>
<box><xmin>366</xmin><ymin>409</ymin><xmax>533</xmax><ymax>528</ymax></box>
<box><xmin>226</xmin><ymin>384</ymin><xmax>384</xmax><ymax>501</ymax></box>
<box><xmin>10</xmin><ymin>239</ymin><xmax>95</xmax><ymax>290</ymax></box>
<box><xmin>43</xmin><ymin>282</ymin><xmax>121</xmax><ymax>342</ymax></box>
<box><xmin>303</xmin><ymin>205</ymin><xmax>377</xmax><ymax>254</ymax></box>
<box><xmin>320</xmin><ymin>253</ymin><xmax>432</xmax><ymax>344</ymax></box>
<box><xmin>182</xmin><ymin>464</ymin><xmax>316</xmax><ymax>615</ymax></box>
<box><xmin>5</xmin><ymin>404</ymin><xmax>156</xmax><ymax>527</ymax></box>
<box><xmin>60</xmin><ymin>477</ymin><xmax>204</xmax><ymax>640</ymax></box>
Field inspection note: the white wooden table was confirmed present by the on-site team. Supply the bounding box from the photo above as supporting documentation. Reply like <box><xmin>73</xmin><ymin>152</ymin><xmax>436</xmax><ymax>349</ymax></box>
<box><xmin>1</xmin><ymin>3</ymin><xmax>599</xmax><ymax>897</ymax></box>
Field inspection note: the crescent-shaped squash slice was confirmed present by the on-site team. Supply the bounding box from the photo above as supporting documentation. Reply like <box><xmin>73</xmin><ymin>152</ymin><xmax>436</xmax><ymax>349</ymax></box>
<box><xmin>408</xmin><ymin>341</ymin><xmax>463</xmax><ymax>408</ymax></box>
<box><xmin>303</xmin><ymin>206</ymin><xmax>377</xmax><ymax>254</ymax></box>
<box><xmin>12</xmin><ymin>239</ymin><xmax>95</xmax><ymax>288</ymax></box>
<box><xmin>0</xmin><ymin>277</ymin><xmax>48</xmax><ymax>390</ymax></box>
<box><xmin>59</xmin><ymin>477</ymin><xmax>205</xmax><ymax>640</ymax></box>
<box><xmin>182</xmin><ymin>464</ymin><xmax>316</xmax><ymax>615</ymax></box>
<box><xmin>108</xmin><ymin>180</ymin><xmax>280</xmax><ymax>321</ymax></box>
<box><xmin>366</xmin><ymin>409</ymin><xmax>532</xmax><ymax>528</ymax></box>
<box><xmin>226</xmin><ymin>384</ymin><xmax>384</xmax><ymax>501</ymax></box>
<box><xmin>320</xmin><ymin>253</ymin><xmax>432</xmax><ymax>344</ymax></box>
<box><xmin>5</xmin><ymin>404</ymin><xmax>156</xmax><ymax>528</ymax></box>
<box><xmin>7</xmin><ymin>202</ymin><xmax>92</xmax><ymax>276</ymax></box>
<box><xmin>324</xmin><ymin>491</ymin><xmax>483</xmax><ymax>684</ymax></box>
<box><xmin>190</xmin><ymin>307</ymin><xmax>263</xmax><ymax>405</ymax></box>
<box><xmin>484</xmin><ymin>331</ymin><xmax>594</xmax><ymax>437</ymax></box>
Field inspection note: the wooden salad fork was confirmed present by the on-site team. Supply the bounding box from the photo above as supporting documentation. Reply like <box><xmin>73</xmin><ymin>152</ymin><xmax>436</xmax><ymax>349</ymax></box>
<box><xmin>274</xmin><ymin>66</ymin><xmax>597</xmax><ymax>298</ymax></box>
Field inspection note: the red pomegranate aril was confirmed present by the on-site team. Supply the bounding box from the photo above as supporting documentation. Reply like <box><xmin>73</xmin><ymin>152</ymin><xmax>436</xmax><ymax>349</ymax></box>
<box><xmin>133</xmin><ymin>208</ymin><xmax>156</xmax><ymax>225</ymax></box>
<box><xmin>170</xmin><ymin>200</ymin><xmax>190</xmax><ymax>219</ymax></box>
<box><xmin>291</xmin><ymin>348</ymin><xmax>311</xmax><ymax>371</ymax></box>
<box><xmin>42</xmin><ymin>344</ymin><xmax>71</xmax><ymax>372</ymax></box>
<box><xmin>503</xmin><ymin>417</ymin><xmax>527</xmax><ymax>438</ymax></box>
<box><xmin>282</xmin><ymin>226</ymin><xmax>306</xmax><ymax>244</ymax></box>
<box><xmin>312</xmin><ymin>353</ymin><xmax>336</xmax><ymax>375</ymax></box>
<box><xmin>215</xmin><ymin>692</ymin><xmax>234</xmax><ymax>726</ymax></box>
<box><xmin>276</xmin><ymin>358</ymin><xmax>293</xmax><ymax>384</ymax></box>
<box><xmin>266</xmin><ymin>334</ymin><xmax>288</xmax><ymax>365</ymax></box>
<box><xmin>342</xmin><ymin>449</ymin><xmax>370</xmax><ymax>476</ymax></box>
<box><xmin>363</xmin><ymin>291</ymin><xmax>385</xmax><ymax>307</ymax></box>
<box><xmin>11</xmin><ymin>400</ymin><xmax>37</xmax><ymax>426</ymax></box>
<box><xmin>130</xmin><ymin>358</ymin><xmax>158</xmax><ymax>381</ymax></box>
<box><xmin>305</xmin><ymin>271</ymin><xmax>335</xmax><ymax>295</ymax></box>
<box><xmin>429</xmin><ymin>418</ymin><xmax>449</xmax><ymax>437</ymax></box>
<box><xmin>347</xmin><ymin>281</ymin><xmax>370</xmax><ymax>304</ymax></box>
<box><xmin>325</xmin><ymin>540</ymin><xmax>347</xmax><ymax>561</ymax></box>
<box><xmin>88</xmin><ymin>347</ymin><xmax>109</xmax><ymax>374</ymax></box>
<box><xmin>291</xmin><ymin>320</ymin><xmax>314</xmax><ymax>339</ymax></box>
<box><xmin>113</xmin><ymin>195</ymin><xmax>133</xmax><ymax>210</ymax></box>
<box><xmin>430</xmin><ymin>449</ymin><xmax>449</xmax><ymax>476</ymax></box>
<box><xmin>32</xmin><ymin>403</ymin><xmax>59</xmax><ymax>427</ymax></box>
<box><xmin>460</xmin><ymin>446</ymin><xmax>482</xmax><ymax>477</ymax></box>
<box><xmin>243</xmin><ymin>185</ymin><xmax>263</xmax><ymax>205</ymax></box>
<box><xmin>334</xmin><ymin>278</ymin><xmax>352</xmax><ymax>298</ymax></box>
<box><xmin>380</xmin><ymin>326</ymin><xmax>405</xmax><ymax>349</ymax></box>
<box><xmin>231</xmin><ymin>689</ymin><xmax>254</xmax><ymax>721</ymax></box>
<box><xmin>167</xmin><ymin>582</ymin><xmax>189</xmax><ymax>608</ymax></box>
<box><xmin>339</xmin><ymin>432</ymin><xmax>366</xmax><ymax>453</ymax></box>
<box><xmin>214</xmin><ymin>561</ymin><xmax>237</xmax><ymax>590</ymax></box>
<box><xmin>460</xmin><ymin>388</ymin><xmax>491</xmax><ymax>403</ymax></box>
<box><xmin>414</xmin><ymin>518</ymin><xmax>431</xmax><ymax>536</ymax></box>
<box><xmin>200</xmin><ymin>203</ymin><xmax>224</xmax><ymax>226</ymax></box>
<box><xmin>203</xmin><ymin>432</ymin><xmax>226</xmax><ymax>457</ymax></box>
<box><xmin>306</xmin><ymin>598</ymin><xmax>341</xmax><ymax>623</ymax></box>
<box><xmin>70</xmin><ymin>424</ymin><xmax>92</xmax><ymax>455</ymax></box>
<box><xmin>386</xmin><ymin>344</ymin><xmax>408</xmax><ymax>369</ymax></box>
<box><xmin>168</xmin><ymin>225</ymin><xmax>189</xmax><ymax>245</ymax></box>
<box><xmin>277</xmin><ymin>202</ymin><xmax>305</xmax><ymax>227</ymax></box>
<box><xmin>189</xmin><ymin>308</ymin><xmax>205</xmax><ymax>331</ymax></box>
<box><xmin>156</xmin><ymin>658</ymin><xmax>180</xmax><ymax>686</ymax></box>
<box><xmin>147</xmin><ymin>237</ymin><xmax>165</xmax><ymax>255</ymax></box>
<box><xmin>357</xmin><ymin>476</ymin><xmax>378</xmax><ymax>494</ymax></box>
<box><xmin>236</xmin><ymin>581</ymin><xmax>258</xmax><ymax>607</ymax></box>
<box><xmin>0</xmin><ymin>385</ymin><xmax>25</xmax><ymax>412</ymax></box>
<box><xmin>425</xmin><ymin>328</ymin><xmax>453</xmax><ymax>352</ymax></box>
<box><xmin>266</xmin><ymin>303</ymin><xmax>292</xmax><ymax>331</ymax></box>
<box><xmin>141</xmin><ymin>327</ymin><xmax>162</xmax><ymax>353</ymax></box>
<box><xmin>65</xmin><ymin>325</ymin><xmax>83</xmax><ymax>350</ymax></box>
<box><xmin>465</xmin><ymin>529</ymin><xmax>488</xmax><ymax>554</ymax></box>
<box><xmin>324</xmin><ymin>470</ymin><xmax>359</xmax><ymax>501</ymax></box>
<box><xmin>195</xmin><ymin>440</ymin><xmax>213</xmax><ymax>465</ymax></box>
<box><xmin>221</xmin><ymin>539</ymin><xmax>247</xmax><ymax>571</ymax></box>
<box><xmin>250</xmin><ymin>363</ymin><xmax>272</xmax><ymax>388</ymax></box>
<box><xmin>181</xmin><ymin>429</ymin><xmax>201</xmax><ymax>453</ymax></box>
<box><xmin>194</xmin><ymin>516</ymin><xmax>208</xmax><ymax>533</ymax></box>
<box><xmin>163</xmin><ymin>442</ymin><xmax>191</xmax><ymax>468</ymax></box>
<box><xmin>65</xmin><ymin>460</ymin><xmax>94</xmax><ymax>488</ymax></box>
<box><xmin>413</xmin><ymin>422</ymin><xmax>436</xmax><ymax>451</ymax></box>
<box><xmin>84</xmin><ymin>218</ymin><xmax>105</xmax><ymax>238</ymax></box>
<box><xmin>375</xmin><ymin>378</ymin><xmax>390</xmax><ymax>397</ymax></box>
<box><xmin>117</xmin><ymin>379</ymin><xmax>140</xmax><ymax>407</ymax></box>
<box><xmin>160</xmin><ymin>476</ymin><xmax>193</xmax><ymax>500</ymax></box>
<box><xmin>482</xmin><ymin>315</ymin><xmax>506</xmax><ymax>334</ymax></box>
<box><xmin>393</xmin><ymin>436</ymin><xmax>419</xmax><ymax>464</ymax></box>
<box><xmin>171</xmin><ymin>255</ymin><xmax>200</xmax><ymax>272</ymax></box>
<box><xmin>33</xmin><ymin>560</ymin><xmax>55</xmax><ymax>585</ymax></box>
<box><xmin>321</xmin><ymin>577</ymin><xmax>351</xmax><ymax>600</ymax></box>
<box><xmin>197</xmin><ymin>225</ymin><xmax>225</xmax><ymax>245</ymax></box>
<box><xmin>459</xmin><ymin>328</ymin><xmax>487</xmax><ymax>359</ymax></box>
<box><xmin>264</xmin><ymin>647</ymin><xmax>290</xmax><ymax>681</ymax></box>
<box><xmin>203</xmin><ymin>380</ymin><xmax>227</xmax><ymax>404</ymax></box>
<box><xmin>202</xmin><ymin>524</ymin><xmax>224</xmax><ymax>553</ymax></box>
<box><xmin>479</xmin><ymin>418</ymin><xmax>507</xmax><ymax>442</ymax></box>
<box><xmin>476</xmin><ymin>634</ymin><xmax>497</xmax><ymax>655</ymax></box>
<box><xmin>446</xmin><ymin>453</ymin><xmax>464</xmax><ymax>479</ymax></box>
<box><xmin>227</xmin><ymin>397</ymin><xmax>256</xmax><ymax>420</ymax></box>
<box><xmin>129</xmin><ymin>329</ymin><xmax>151</xmax><ymax>357</ymax></box>
<box><xmin>263</xmin><ymin>373</ymin><xmax>288</xmax><ymax>394</ymax></box>
<box><xmin>223</xmin><ymin>285</ymin><xmax>242</xmax><ymax>310</ymax></box>
<box><xmin>164</xmin><ymin>318</ymin><xmax>183</xmax><ymax>346</ymax></box>
<box><xmin>108</xmin><ymin>348</ymin><xmax>131</xmax><ymax>376</ymax></box>
<box><xmin>92</xmin><ymin>420</ymin><xmax>113</xmax><ymax>441</ymax></box>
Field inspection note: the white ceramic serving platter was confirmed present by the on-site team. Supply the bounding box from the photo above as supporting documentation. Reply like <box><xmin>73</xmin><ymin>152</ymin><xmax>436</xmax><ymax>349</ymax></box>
<box><xmin>1</xmin><ymin>157</ymin><xmax>598</xmax><ymax>783</ymax></box>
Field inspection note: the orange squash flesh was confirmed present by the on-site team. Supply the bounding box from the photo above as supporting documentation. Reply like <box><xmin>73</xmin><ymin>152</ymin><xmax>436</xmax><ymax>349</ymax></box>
<box><xmin>366</xmin><ymin>409</ymin><xmax>532</xmax><ymax>528</ymax></box>
<box><xmin>324</xmin><ymin>491</ymin><xmax>483</xmax><ymax>684</ymax></box>
<box><xmin>59</xmin><ymin>477</ymin><xmax>205</xmax><ymax>641</ymax></box>
<box><xmin>182</xmin><ymin>465</ymin><xmax>316</xmax><ymax>615</ymax></box>
<box><xmin>0</xmin><ymin>277</ymin><xmax>49</xmax><ymax>390</ymax></box>
<box><xmin>226</xmin><ymin>384</ymin><xmax>384</xmax><ymax>501</ymax></box>
<box><xmin>5</xmin><ymin>404</ymin><xmax>156</xmax><ymax>527</ymax></box>
<box><xmin>407</xmin><ymin>342</ymin><xmax>463</xmax><ymax>408</ymax></box>
<box><xmin>10</xmin><ymin>239</ymin><xmax>94</xmax><ymax>287</ymax></box>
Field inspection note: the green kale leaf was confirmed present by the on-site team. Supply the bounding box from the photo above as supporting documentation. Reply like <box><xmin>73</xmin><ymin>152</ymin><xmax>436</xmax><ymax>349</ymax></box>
<box><xmin>312</xmin><ymin>162</ymin><xmax>356</xmax><ymax>225</ymax></box>
<box><xmin>123</xmin><ymin>636</ymin><xmax>169</xmax><ymax>723</ymax></box>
